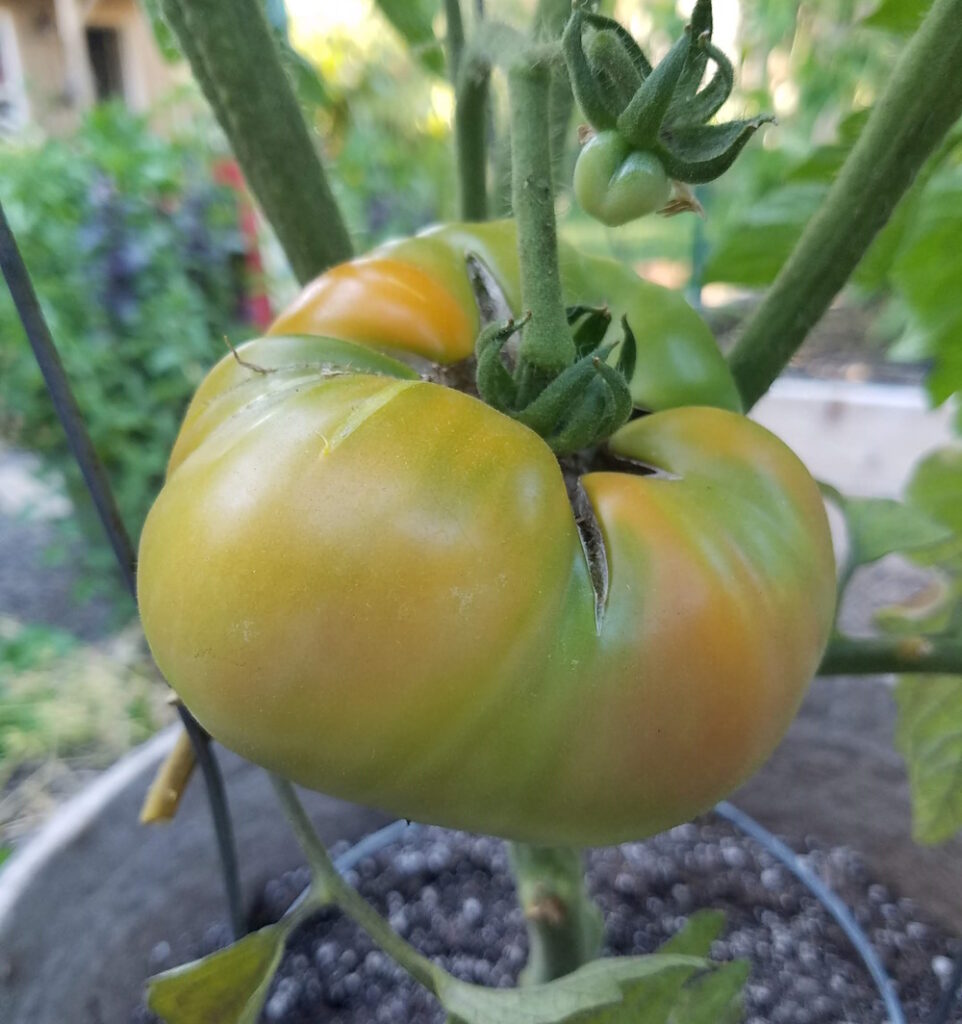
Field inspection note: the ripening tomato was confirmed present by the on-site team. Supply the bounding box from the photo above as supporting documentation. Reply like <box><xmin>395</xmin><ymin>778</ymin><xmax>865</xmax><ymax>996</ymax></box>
<box><xmin>137</xmin><ymin>222</ymin><xmax>834</xmax><ymax>844</ymax></box>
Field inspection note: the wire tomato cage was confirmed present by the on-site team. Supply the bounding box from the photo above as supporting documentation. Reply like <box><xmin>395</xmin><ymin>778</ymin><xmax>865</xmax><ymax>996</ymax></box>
<box><xmin>1</xmin><ymin>201</ymin><xmax>958</xmax><ymax>1024</ymax></box>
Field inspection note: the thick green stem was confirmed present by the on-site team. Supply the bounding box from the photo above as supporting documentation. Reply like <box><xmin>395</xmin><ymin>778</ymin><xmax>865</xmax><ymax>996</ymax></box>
<box><xmin>269</xmin><ymin>776</ymin><xmax>440</xmax><ymax>993</ymax></box>
<box><xmin>509</xmin><ymin>57</ymin><xmax>575</xmax><ymax>376</ymax></box>
<box><xmin>494</xmin><ymin>0</ymin><xmax>575</xmax><ymax>216</ymax></box>
<box><xmin>445</xmin><ymin>0</ymin><xmax>465</xmax><ymax>76</ymax></box>
<box><xmin>728</xmin><ymin>0</ymin><xmax>962</xmax><ymax>410</ymax></box>
<box><xmin>819</xmin><ymin>634</ymin><xmax>962</xmax><ymax>677</ymax></box>
<box><xmin>161</xmin><ymin>0</ymin><xmax>353</xmax><ymax>284</ymax></box>
<box><xmin>508</xmin><ymin>843</ymin><xmax>603</xmax><ymax>984</ymax></box>
<box><xmin>447</xmin><ymin>0</ymin><xmax>489</xmax><ymax>220</ymax></box>
<box><xmin>535</xmin><ymin>0</ymin><xmax>576</xmax><ymax>190</ymax></box>
<box><xmin>455</xmin><ymin>60</ymin><xmax>491</xmax><ymax>219</ymax></box>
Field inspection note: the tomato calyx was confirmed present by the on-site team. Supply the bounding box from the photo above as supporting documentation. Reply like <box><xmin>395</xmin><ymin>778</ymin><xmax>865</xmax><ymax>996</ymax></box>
<box><xmin>563</xmin><ymin>0</ymin><xmax>773</xmax><ymax>207</ymax></box>
<box><xmin>474</xmin><ymin>304</ymin><xmax>637</xmax><ymax>456</ymax></box>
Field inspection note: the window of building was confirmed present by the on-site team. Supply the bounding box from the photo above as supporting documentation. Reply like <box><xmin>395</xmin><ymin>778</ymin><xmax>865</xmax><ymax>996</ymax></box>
<box><xmin>85</xmin><ymin>26</ymin><xmax>124</xmax><ymax>101</ymax></box>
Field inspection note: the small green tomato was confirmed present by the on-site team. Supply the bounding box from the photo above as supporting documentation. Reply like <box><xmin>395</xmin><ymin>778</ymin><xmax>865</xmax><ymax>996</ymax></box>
<box><xmin>573</xmin><ymin>131</ymin><xmax>671</xmax><ymax>227</ymax></box>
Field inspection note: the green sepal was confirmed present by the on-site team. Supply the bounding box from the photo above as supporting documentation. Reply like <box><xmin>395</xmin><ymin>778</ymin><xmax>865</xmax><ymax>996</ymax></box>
<box><xmin>568</xmin><ymin>305</ymin><xmax>613</xmax><ymax>358</ymax></box>
<box><xmin>592</xmin><ymin>356</ymin><xmax>634</xmax><ymax>430</ymax></box>
<box><xmin>585</xmin><ymin>30</ymin><xmax>644</xmax><ymax>117</ymax></box>
<box><xmin>563</xmin><ymin>7</ymin><xmax>619</xmax><ymax>131</ymax></box>
<box><xmin>583</xmin><ymin>11</ymin><xmax>652</xmax><ymax>80</ymax></box>
<box><xmin>668</xmin><ymin>40</ymin><xmax>733</xmax><ymax>126</ymax></box>
<box><xmin>615</xmin><ymin>316</ymin><xmax>637</xmax><ymax>383</ymax></box>
<box><xmin>475</xmin><ymin>318</ymin><xmax>525</xmax><ymax>413</ymax></box>
<box><xmin>617</xmin><ymin>31</ymin><xmax>691</xmax><ymax>149</ymax></box>
<box><xmin>515</xmin><ymin>354</ymin><xmax>604</xmax><ymax>439</ymax></box>
<box><xmin>675</xmin><ymin>0</ymin><xmax>714</xmax><ymax>103</ymax></box>
<box><xmin>549</xmin><ymin>375</ymin><xmax>617</xmax><ymax>455</ymax></box>
<box><xmin>656</xmin><ymin>116</ymin><xmax>774</xmax><ymax>183</ymax></box>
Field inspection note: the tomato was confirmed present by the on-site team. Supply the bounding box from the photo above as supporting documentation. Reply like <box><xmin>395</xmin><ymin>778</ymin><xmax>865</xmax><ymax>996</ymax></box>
<box><xmin>138</xmin><ymin>223</ymin><xmax>834</xmax><ymax>845</ymax></box>
<box><xmin>573</xmin><ymin>132</ymin><xmax>671</xmax><ymax>226</ymax></box>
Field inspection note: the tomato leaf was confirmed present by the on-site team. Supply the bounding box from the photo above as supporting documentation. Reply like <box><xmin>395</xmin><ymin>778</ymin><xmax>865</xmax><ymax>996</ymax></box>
<box><xmin>903</xmin><ymin>447</ymin><xmax>962</xmax><ymax>570</ymax></box>
<box><xmin>438</xmin><ymin>953</ymin><xmax>744</xmax><ymax>1024</ymax></box>
<box><xmin>146</xmin><ymin>923</ymin><xmax>286</xmax><ymax>1024</ymax></box>
<box><xmin>895</xmin><ymin>674</ymin><xmax>962</xmax><ymax>844</ymax></box>
<box><xmin>828</xmin><ymin>492</ymin><xmax>953</xmax><ymax>569</ymax></box>
<box><xmin>374</xmin><ymin>0</ymin><xmax>444</xmax><ymax>75</ymax></box>
<box><xmin>889</xmin><ymin>171</ymin><xmax>962</xmax><ymax>408</ymax></box>
<box><xmin>862</xmin><ymin>0</ymin><xmax>933</xmax><ymax>33</ymax></box>
<box><xmin>704</xmin><ymin>183</ymin><xmax>824</xmax><ymax>287</ymax></box>
<box><xmin>670</xmin><ymin>961</ymin><xmax>749</xmax><ymax>1024</ymax></box>
<box><xmin>657</xmin><ymin>910</ymin><xmax>726</xmax><ymax>956</ymax></box>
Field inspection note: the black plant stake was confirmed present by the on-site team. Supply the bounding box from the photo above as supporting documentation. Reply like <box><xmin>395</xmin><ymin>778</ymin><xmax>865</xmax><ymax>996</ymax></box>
<box><xmin>0</xmin><ymin>197</ymin><xmax>246</xmax><ymax>940</ymax></box>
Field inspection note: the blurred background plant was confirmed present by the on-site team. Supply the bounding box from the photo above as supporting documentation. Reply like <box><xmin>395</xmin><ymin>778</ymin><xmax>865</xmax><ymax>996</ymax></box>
<box><xmin>0</xmin><ymin>101</ymin><xmax>250</xmax><ymax>610</ymax></box>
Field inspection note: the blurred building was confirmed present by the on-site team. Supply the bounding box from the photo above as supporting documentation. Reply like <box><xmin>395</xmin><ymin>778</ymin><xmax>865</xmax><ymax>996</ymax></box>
<box><xmin>0</xmin><ymin>0</ymin><xmax>184</xmax><ymax>135</ymax></box>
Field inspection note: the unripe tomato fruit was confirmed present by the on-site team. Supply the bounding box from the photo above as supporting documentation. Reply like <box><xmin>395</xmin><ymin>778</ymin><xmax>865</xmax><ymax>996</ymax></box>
<box><xmin>138</xmin><ymin>222</ymin><xmax>835</xmax><ymax>844</ymax></box>
<box><xmin>573</xmin><ymin>132</ymin><xmax>671</xmax><ymax>226</ymax></box>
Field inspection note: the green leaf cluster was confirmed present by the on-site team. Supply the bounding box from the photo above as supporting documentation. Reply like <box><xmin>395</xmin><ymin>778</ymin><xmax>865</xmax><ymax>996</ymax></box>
<box><xmin>0</xmin><ymin>103</ymin><xmax>248</xmax><ymax>604</ymax></box>
<box><xmin>147</xmin><ymin>907</ymin><xmax>745</xmax><ymax>1024</ymax></box>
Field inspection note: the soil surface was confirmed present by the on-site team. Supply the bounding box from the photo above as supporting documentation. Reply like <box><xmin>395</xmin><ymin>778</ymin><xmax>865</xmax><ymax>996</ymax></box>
<box><xmin>134</xmin><ymin>816</ymin><xmax>959</xmax><ymax>1024</ymax></box>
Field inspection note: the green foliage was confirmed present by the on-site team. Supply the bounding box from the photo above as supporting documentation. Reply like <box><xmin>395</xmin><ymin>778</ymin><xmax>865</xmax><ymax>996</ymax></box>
<box><xmin>439</xmin><ymin>954</ymin><xmax>744</xmax><ymax>1024</ymax></box>
<box><xmin>894</xmin><ymin>675</ymin><xmax>962</xmax><ymax>843</ymax></box>
<box><xmin>657</xmin><ymin>910</ymin><xmax>725</xmax><ymax>956</ymax></box>
<box><xmin>862</xmin><ymin>0</ymin><xmax>933</xmax><ymax>33</ymax></box>
<box><xmin>148</xmin><ymin>923</ymin><xmax>286</xmax><ymax>1024</ymax></box>
<box><xmin>874</xmin><ymin>448</ymin><xmax>962</xmax><ymax>843</ymax></box>
<box><xmin>823</xmin><ymin>485</ymin><xmax>953</xmax><ymax>573</ymax></box>
<box><xmin>0</xmin><ymin>104</ymin><xmax>247</xmax><ymax>601</ymax></box>
<box><xmin>706</xmin><ymin>94</ymin><xmax>962</xmax><ymax>412</ymax></box>
<box><xmin>889</xmin><ymin>159</ymin><xmax>962</xmax><ymax>410</ymax></box>
<box><xmin>905</xmin><ymin>447</ymin><xmax>962</xmax><ymax>565</ymax></box>
<box><xmin>373</xmin><ymin>0</ymin><xmax>444</xmax><ymax>74</ymax></box>
<box><xmin>0</xmin><ymin>617</ymin><xmax>168</xmax><ymax>776</ymax></box>
<box><xmin>0</xmin><ymin>622</ymin><xmax>77</xmax><ymax>679</ymax></box>
<box><xmin>147</xmin><ymin>907</ymin><xmax>744</xmax><ymax>1024</ymax></box>
<box><xmin>304</xmin><ymin>33</ymin><xmax>456</xmax><ymax>248</ymax></box>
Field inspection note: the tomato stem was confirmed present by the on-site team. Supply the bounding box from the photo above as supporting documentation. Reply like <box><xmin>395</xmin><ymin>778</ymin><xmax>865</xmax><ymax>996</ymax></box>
<box><xmin>820</xmin><ymin>634</ymin><xmax>962</xmax><ymax>677</ymax></box>
<box><xmin>446</xmin><ymin>0</ymin><xmax>489</xmax><ymax>221</ymax></box>
<box><xmin>508</xmin><ymin>57</ymin><xmax>576</xmax><ymax>382</ymax></box>
<box><xmin>728</xmin><ymin>0</ymin><xmax>962</xmax><ymax>410</ymax></box>
<box><xmin>160</xmin><ymin>0</ymin><xmax>353</xmax><ymax>284</ymax></box>
<box><xmin>270</xmin><ymin>775</ymin><xmax>443</xmax><ymax>994</ymax></box>
<box><xmin>507</xmin><ymin>842</ymin><xmax>603</xmax><ymax>983</ymax></box>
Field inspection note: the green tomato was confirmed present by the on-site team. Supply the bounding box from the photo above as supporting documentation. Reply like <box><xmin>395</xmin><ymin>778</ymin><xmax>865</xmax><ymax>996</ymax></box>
<box><xmin>573</xmin><ymin>132</ymin><xmax>671</xmax><ymax>226</ymax></box>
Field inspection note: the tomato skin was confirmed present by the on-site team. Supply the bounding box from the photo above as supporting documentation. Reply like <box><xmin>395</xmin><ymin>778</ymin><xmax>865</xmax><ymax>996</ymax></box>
<box><xmin>573</xmin><ymin>132</ymin><xmax>671</xmax><ymax>226</ymax></box>
<box><xmin>269</xmin><ymin>258</ymin><xmax>477</xmax><ymax>363</ymax></box>
<box><xmin>139</xmin><ymin>337</ymin><xmax>835</xmax><ymax>843</ymax></box>
<box><xmin>268</xmin><ymin>220</ymin><xmax>744</xmax><ymax>414</ymax></box>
